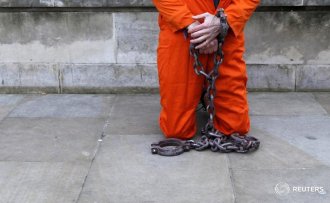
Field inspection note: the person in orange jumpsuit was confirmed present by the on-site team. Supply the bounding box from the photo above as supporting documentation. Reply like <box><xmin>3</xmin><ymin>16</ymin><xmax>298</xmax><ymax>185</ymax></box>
<box><xmin>152</xmin><ymin>0</ymin><xmax>260</xmax><ymax>139</ymax></box>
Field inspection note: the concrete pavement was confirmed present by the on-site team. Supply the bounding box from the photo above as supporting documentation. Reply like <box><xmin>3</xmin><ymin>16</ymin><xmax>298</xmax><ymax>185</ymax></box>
<box><xmin>0</xmin><ymin>93</ymin><xmax>329</xmax><ymax>203</ymax></box>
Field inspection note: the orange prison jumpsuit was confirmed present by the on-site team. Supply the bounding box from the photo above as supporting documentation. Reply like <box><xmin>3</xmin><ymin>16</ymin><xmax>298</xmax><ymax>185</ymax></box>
<box><xmin>153</xmin><ymin>0</ymin><xmax>260</xmax><ymax>139</ymax></box>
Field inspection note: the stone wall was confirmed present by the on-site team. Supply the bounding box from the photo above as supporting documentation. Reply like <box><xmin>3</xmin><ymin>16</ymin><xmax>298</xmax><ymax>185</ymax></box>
<box><xmin>0</xmin><ymin>0</ymin><xmax>329</xmax><ymax>93</ymax></box>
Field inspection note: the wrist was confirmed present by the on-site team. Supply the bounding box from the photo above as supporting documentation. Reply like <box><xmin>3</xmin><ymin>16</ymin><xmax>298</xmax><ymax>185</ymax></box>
<box><xmin>215</xmin><ymin>8</ymin><xmax>229</xmax><ymax>41</ymax></box>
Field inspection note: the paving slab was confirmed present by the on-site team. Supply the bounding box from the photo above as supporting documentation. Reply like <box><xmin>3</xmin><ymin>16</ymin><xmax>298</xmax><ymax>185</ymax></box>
<box><xmin>9</xmin><ymin>94</ymin><xmax>115</xmax><ymax>118</ymax></box>
<box><xmin>0</xmin><ymin>118</ymin><xmax>104</xmax><ymax>162</ymax></box>
<box><xmin>78</xmin><ymin>134</ymin><xmax>234</xmax><ymax>203</ymax></box>
<box><xmin>232</xmin><ymin>167</ymin><xmax>330</xmax><ymax>203</ymax></box>
<box><xmin>228</xmin><ymin>127</ymin><xmax>323</xmax><ymax>170</ymax></box>
<box><xmin>248</xmin><ymin>92</ymin><xmax>327</xmax><ymax>116</ymax></box>
<box><xmin>0</xmin><ymin>161</ymin><xmax>89</xmax><ymax>203</ymax></box>
<box><xmin>296</xmin><ymin>65</ymin><xmax>330</xmax><ymax>91</ymax></box>
<box><xmin>251</xmin><ymin>116</ymin><xmax>330</xmax><ymax>166</ymax></box>
<box><xmin>313</xmin><ymin>92</ymin><xmax>330</xmax><ymax>115</ymax></box>
<box><xmin>0</xmin><ymin>94</ymin><xmax>24</xmax><ymax>105</ymax></box>
<box><xmin>104</xmin><ymin>94</ymin><xmax>162</xmax><ymax>135</ymax></box>
<box><xmin>0</xmin><ymin>94</ymin><xmax>25</xmax><ymax>121</ymax></box>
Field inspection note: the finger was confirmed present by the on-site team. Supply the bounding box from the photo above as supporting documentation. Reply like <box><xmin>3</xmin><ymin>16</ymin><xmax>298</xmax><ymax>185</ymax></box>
<box><xmin>211</xmin><ymin>39</ymin><xmax>217</xmax><ymax>44</ymax></box>
<box><xmin>188</xmin><ymin>24</ymin><xmax>206</xmax><ymax>33</ymax></box>
<box><xmin>190</xmin><ymin>28</ymin><xmax>209</xmax><ymax>38</ymax></box>
<box><xmin>192</xmin><ymin>13</ymin><xmax>209</xmax><ymax>20</ymax></box>
<box><xmin>205</xmin><ymin>43</ymin><xmax>212</xmax><ymax>49</ymax></box>
<box><xmin>190</xmin><ymin>35</ymin><xmax>208</xmax><ymax>44</ymax></box>
<box><xmin>195</xmin><ymin>40</ymin><xmax>210</xmax><ymax>49</ymax></box>
<box><xmin>207</xmin><ymin>39</ymin><xmax>216</xmax><ymax>48</ymax></box>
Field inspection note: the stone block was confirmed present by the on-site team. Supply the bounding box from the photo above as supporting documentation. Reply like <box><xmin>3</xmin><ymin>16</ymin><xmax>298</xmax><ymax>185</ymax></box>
<box><xmin>247</xmin><ymin>64</ymin><xmax>296</xmax><ymax>91</ymax></box>
<box><xmin>0</xmin><ymin>12</ymin><xmax>115</xmax><ymax>63</ymax></box>
<box><xmin>305</xmin><ymin>0</ymin><xmax>330</xmax><ymax>6</ymax></box>
<box><xmin>0</xmin><ymin>0</ymin><xmax>10</xmax><ymax>6</ymax></box>
<box><xmin>0</xmin><ymin>63</ymin><xmax>59</xmax><ymax>91</ymax></box>
<box><xmin>245</xmin><ymin>12</ymin><xmax>330</xmax><ymax>65</ymax></box>
<box><xmin>61</xmin><ymin>63</ymin><xmax>159</xmax><ymax>90</ymax></box>
<box><xmin>4</xmin><ymin>0</ymin><xmax>330</xmax><ymax>7</ymax></box>
<box><xmin>81</xmin><ymin>0</ymin><xmax>106</xmax><ymax>7</ymax></box>
<box><xmin>115</xmin><ymin>12</ymin><xmax>159</xmax><ymax>64</ymax></box>
<box><xmin>260</xmin><ymin>0</ymin><xmax>303</xmax><ymax>6</ymax></box>
<box><xmin>296</xmin><ymin>65</ymin><xmax>330</xmax><ymax>91</ymax></box>
<box><xmin>0</xmin><ymin>0</ymin><xmax>155</xmax><ymax>7</ymax></box>
<box><xmin>56</xmin><ymin>0</ymin><xmax>154</xmax><ymax>7</ymax></box>
<box><xmin>106</xmin><ymin>0</ymin><xmax>153</xmax><ymax>7</ymax></box>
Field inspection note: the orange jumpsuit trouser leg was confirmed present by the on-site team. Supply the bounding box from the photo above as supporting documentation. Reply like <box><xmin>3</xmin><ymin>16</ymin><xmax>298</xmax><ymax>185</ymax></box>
<box><xmin>211</xmin><ymin>30</ymin><xmax>250</xmax><ymax>136</ymax></box>
<box><xmin>157</xmin><ymin>26</ymin><xmax>207</xmax><ymax>139</ymax></box>
<box><xmin>153</xmin><ymin>0</ymin><xmax>260</xmax><ymax>139</ymax></box>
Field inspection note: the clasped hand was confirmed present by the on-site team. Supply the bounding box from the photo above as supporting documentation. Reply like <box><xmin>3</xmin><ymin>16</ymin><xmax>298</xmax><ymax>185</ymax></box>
<box><xmin>187</xmin><ymin>12</ymin><xmax>221</xmax><ymax>54</ymax></box>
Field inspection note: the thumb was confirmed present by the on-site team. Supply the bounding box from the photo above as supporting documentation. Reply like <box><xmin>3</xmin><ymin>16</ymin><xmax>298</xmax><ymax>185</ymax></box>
<box><xmin>192</xmin><ymin>13</ymin><xmax>209</xmax><ymax>20</ymax></box>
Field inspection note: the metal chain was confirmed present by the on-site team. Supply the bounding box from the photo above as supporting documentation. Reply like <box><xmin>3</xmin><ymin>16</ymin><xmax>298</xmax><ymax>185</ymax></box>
<box><xmin>151</xmin><ymin>9</ymin><xmax>260</xmax><ymax>156</ymax></box>
<box><xmin>189</xmin><ymin>9</ymin><xmax>260</xmax><ymax>153</ymax></box>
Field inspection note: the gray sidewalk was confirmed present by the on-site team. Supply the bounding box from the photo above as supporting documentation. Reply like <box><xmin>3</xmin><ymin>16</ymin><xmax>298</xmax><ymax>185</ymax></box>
<box><xmin>0</xmin><ymin>93</ymin><xmax>329</xmax><ymax>203</ymax></box>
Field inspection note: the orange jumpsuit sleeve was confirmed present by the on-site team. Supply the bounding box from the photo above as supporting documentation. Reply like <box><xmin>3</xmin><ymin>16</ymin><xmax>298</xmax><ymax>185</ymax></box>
<box><xmin>224</xmin><ymin>0</ymin><xmax>260</xmax><ymax>37</ymax></box>
<box><xmin>152</xmin><ymin>0</ymin><xmax>195</xmax><ymax>32</ymax></box>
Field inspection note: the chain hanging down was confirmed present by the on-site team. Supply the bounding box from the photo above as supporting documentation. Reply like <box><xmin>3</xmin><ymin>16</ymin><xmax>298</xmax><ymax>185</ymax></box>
<box><xmin>151</xmin><ymin>9</ymin><xmax>260</xmax><ymax>156</ymax></box>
